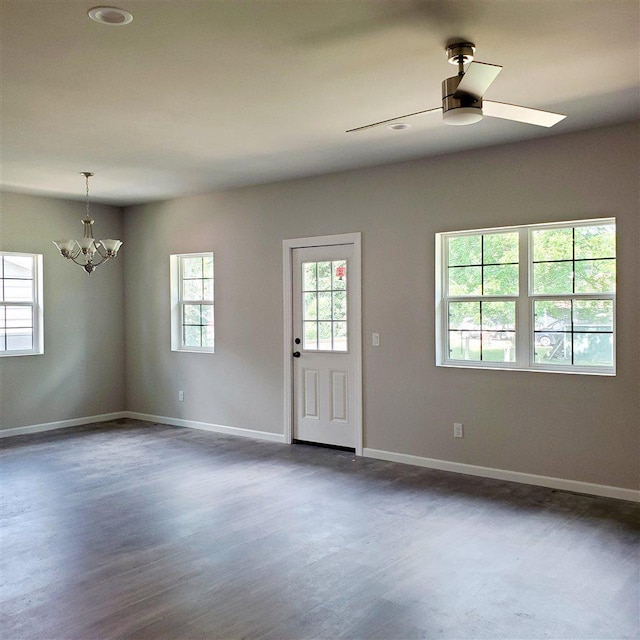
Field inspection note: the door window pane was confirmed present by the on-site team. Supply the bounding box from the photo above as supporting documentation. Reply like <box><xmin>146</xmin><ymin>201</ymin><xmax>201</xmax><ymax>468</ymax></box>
<box><xmin>333</xmin><ymin>322</ymin><xmax>347</xmax><ymax>351</ymax></box>
<box><xmin>317</xmin><ymin>292</ymin><xmax>332</xmax><ymax>320</ymax></box>
<box><xmin>301</xmin><ymin>260</ymin><xmax>348</xmax><ymax>352</ymax></box>
<box><xmin>332</xmin><ymin>261</ymin><xmax>347</xmax><ymax>290</ymax></box>
<box><xmin>333</xmin><ymin>291</ymin><xmax>347</xmax><ymax>320</ymax></box>
<box><xmin>317</xmin><ymin>262</ymin><xmax>332</xmax><ymax>291</ymax></box>
<box><xmin>304</xmin><ymin>321</ymin><xmax>318</xmax><ymax>350</ymax></box>
<box><xmin>304</xmin><ymin>292</ymin><xmax>317</xmax><ymax>320</ymax></box>
<box><xmin>318</xmin><ymin>321</ymin><xmax>332</xmax><ymax>350</ymax></box>
<box><xmin>303</xmin><ymin>263</ymin><xmax>317</xmax><ymax>290</ymax></box>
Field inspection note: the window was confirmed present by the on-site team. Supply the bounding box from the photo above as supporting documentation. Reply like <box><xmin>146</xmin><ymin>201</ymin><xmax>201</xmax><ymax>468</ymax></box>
<box><xmin>436</xmin><ymin>219</ymin><xmax>615</xmax><ymax>374</ymax></box>
<box><xmin>170</xmin><ymin>253</ymin><xmax>214</xmax><ymax>352</ymax></box>
<box><xmin>302</xmin><ymin>260</ymin><xmax>348</xmax><ymax>352</ymax></box>
<box><xmin>0</xmin><ymin>252</ymin><xmax>44</xmax><ymax>356</ymax></box>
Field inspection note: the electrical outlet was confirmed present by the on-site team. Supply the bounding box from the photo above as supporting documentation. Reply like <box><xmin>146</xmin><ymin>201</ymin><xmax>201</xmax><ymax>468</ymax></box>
<box><xmin>178</xmin><ymin>390</ymin><xmax>184</xmax><ymax>402</ymax></box>
<box><xmin>453</xmin><ymin>423</ymin><xmax>464</xmax><ymax>438</ymax></box>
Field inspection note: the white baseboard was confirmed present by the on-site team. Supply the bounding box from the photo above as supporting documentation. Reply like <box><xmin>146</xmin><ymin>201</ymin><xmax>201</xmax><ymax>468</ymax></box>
<box><xmin>125</xmin><ymin>412</ymin><xmax>286</xmax><ymax>444</ymax></box>
<box><xmin>0</xmin><ymin>412</ymin><xmax>128</xmax><ymax>438</ymax></box>
<box><xmin>2</xmin><ymin>414</ymin><xmax>635</xmax><ymax>502</ymax></box>
<box><xmin>363</xmin><ymin>447</ymin><xmax>639</xmax><ymax>503</ymax></box>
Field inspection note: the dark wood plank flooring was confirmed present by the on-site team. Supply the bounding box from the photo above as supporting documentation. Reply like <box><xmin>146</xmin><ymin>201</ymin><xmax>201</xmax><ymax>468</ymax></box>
<box><xmin>1</xmin><ymin>419</ymin><xmax>639</xmax><ymax>639</ymax></box>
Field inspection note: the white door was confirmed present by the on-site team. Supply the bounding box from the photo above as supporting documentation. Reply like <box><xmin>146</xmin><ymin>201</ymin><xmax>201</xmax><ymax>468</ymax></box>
<box><xmin>291</xmin><ymin>243</ymin><xmax>359</xmax><ymax>449</ymax></box>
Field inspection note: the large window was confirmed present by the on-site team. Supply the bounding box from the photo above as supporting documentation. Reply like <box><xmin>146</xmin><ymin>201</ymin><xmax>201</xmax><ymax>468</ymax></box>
<box><xmin>170</xmin><ymin>253</ymin><xmax>214</xmax><ymax>353</ymax></box>
<box><xmin>0</xmin><ymin>252</ymin><xmax>44</xmax><ymax>357</ymax></box>
<box><xmin>436</xmin><ymin>219</ymin><xmax>616</xmax><ymax>374</ymax></box>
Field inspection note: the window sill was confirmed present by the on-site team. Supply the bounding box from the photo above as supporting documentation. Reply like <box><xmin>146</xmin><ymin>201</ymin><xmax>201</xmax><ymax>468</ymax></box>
<box><xmin>437</xmin><ymin>362</ymin><xmax>615</xmax><ymax>376</ymax></box>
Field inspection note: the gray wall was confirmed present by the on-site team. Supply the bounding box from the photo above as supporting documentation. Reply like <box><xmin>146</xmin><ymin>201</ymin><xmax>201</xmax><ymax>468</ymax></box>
<box><xmin>125</xmin><ymin>123</ymin><xmax>639</xmax><ymax>490</ymax></box>
<box><xmin>0</xmin><ymin>193</ymin><xmax>125</xmax><ymax>428</ymax></box>
<box><xmin>1</xmin><ymin>124</ymin><xmax>637</xmax><ymax>492</ymax></box>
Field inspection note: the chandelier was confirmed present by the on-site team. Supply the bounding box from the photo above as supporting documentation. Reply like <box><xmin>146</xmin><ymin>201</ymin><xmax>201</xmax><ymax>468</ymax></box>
<box><xmin>53</xmin><ymin>172</ymin><xmax>123</xmax><ymax>274</ymax></box>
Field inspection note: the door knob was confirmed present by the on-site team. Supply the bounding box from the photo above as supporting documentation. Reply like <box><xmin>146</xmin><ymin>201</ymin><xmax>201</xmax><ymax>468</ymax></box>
<box><xmin>293</xmin><ymin>351</ymin><xmax>301</xmax><ymax>358</ymax></box>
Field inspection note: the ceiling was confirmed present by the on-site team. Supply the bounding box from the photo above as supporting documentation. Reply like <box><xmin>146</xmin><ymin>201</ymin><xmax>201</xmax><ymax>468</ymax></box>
<box><xmin>2</xmin><ymin>0</ymin><xmax>639</xmax><ymax>206</ymax></box>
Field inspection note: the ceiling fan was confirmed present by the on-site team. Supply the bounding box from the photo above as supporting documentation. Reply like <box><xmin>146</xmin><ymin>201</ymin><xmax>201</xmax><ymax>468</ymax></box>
<box><xmin>347</xmin><ymin>42</ymin><xmax>566</xmax><ymax>132</ymax></box>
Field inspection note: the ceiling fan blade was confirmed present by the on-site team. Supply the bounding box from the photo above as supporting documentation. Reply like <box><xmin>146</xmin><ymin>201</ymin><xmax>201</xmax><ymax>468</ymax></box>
<box><xmin>483</xmin><ymin>100</ymin><xmax>567</xmax><ymax>127</ymax></box>
<box><xmin>346</xmin><ymin>107</ymin><xmax>441</xmax><ymax>133</ymax></box>
<box><xmin>454</xmin><ymin>61</ymin><xmax>502</xmax><ymax>100</ymax></box>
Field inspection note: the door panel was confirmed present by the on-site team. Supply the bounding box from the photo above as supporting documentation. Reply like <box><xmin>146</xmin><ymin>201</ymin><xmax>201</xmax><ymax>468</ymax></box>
<box><xmin>293</xmin><ymin>244</ymin><xmax>356</xmax><ymax>448</ymax></box>
<box><xmin>303</xmin><ymin>368</ymin><xmax>319</xmax><ymax>419</ymax></box>
<box><xmin>330</xmin><ymin>370</ymin><xmax>348</xmax><ymax>423</ymax></box>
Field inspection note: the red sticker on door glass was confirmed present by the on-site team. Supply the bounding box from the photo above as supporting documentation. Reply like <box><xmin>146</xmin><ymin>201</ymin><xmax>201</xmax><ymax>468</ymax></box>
<box><xmin>335</xmin><ymin>265</ymin><xmax>346</xmax><ymax>279</ymax></box>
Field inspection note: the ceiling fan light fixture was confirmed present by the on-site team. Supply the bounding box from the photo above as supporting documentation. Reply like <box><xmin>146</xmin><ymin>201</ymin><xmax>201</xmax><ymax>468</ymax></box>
<box><xmin>443</xmin><ymin>106</ymin><xmax>483</xmax><ymax>126</ymax></box>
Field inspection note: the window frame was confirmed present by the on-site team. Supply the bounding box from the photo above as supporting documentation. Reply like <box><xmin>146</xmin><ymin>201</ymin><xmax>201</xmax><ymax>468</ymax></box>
<box><xmin>436</xmin><ymin>218</ymin><xmax>616</xmax><ymax>375</ymax></box>
<box><xmin>170</xmin><ymin>252</ymin><xmax>214</xmax><ymax>353</ymax></box>
<box><xmin>0</xmin><ymin>252</ymin><xmax>44</xmax><ymax>357</ymax></box>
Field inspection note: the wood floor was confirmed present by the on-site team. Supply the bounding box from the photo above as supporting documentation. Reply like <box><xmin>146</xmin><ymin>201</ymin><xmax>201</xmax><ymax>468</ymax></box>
<box><xmin>1</xmin><ymin>419</ymin><xmax>639</xmax><ymax>640</ymax></box>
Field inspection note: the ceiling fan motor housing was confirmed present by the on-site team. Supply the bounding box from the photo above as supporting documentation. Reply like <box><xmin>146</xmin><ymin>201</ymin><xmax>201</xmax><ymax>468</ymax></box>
<box><xmin>442</xmin><ymin>75</ymin><xmax>483</xmax><ymax>125</ymax></box>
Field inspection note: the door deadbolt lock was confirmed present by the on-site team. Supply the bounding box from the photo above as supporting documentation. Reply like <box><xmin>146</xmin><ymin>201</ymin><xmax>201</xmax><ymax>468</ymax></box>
<box><xmin>294</xmin><ymin>338</ymin><xmax>301</xmax><ymax>344</ymax></box>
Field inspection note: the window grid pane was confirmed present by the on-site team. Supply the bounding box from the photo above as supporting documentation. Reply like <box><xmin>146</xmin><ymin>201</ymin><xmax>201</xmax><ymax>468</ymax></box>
<box><xmin>301</xmin><ymin>260</ymin><xmax>348</xmax><ymax>352</ymax></box>
<box><xmin>448</xmin><ymin>301</ymin><xmax>515</xmax><ymax>363</ymax></box>
<box><xmin>447</xmin><ymin>232</ymin><xmax>519</xmax><ymax>297</ymax></box>
<box><xmin>534</xmin><ymin>298</ymin><xmax>613</xmax><ymax>367</ymax></box>
<box><xmin>532</xmin><ymin>224</ymin><xmax>616</xmax><ymax>295</ymax></box>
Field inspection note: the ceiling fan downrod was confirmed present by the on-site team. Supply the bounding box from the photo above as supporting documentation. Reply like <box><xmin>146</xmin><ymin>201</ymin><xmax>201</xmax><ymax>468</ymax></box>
<box><xmin>446</xmin><ymin>42</ymin><xmax>476</xmax><ymax>76</ymax></box>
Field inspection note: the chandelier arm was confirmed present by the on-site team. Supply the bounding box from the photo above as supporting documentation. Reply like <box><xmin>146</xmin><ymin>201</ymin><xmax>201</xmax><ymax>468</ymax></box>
<box><xmin>94</xmin><ymin>242</ymin><xmax>108</xmax><ymax>259</ymax></box>
<box><xmin>67</xmin><ymin>253</ymin><xmax>109</xmax><ymax>268</ymax></box>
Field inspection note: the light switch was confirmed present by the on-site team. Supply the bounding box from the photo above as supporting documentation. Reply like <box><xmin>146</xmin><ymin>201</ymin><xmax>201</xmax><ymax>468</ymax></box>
<box><xmin>372</xmin><ymin>333</ymin><xmax>380</xmax><ymax>347</ymax></box>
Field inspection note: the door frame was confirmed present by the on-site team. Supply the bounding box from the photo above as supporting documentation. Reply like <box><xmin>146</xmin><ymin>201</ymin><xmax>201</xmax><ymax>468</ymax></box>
<box><xmin>283</xmin><ymin>232</ymin><xmax>363</xmax><ymax>455</ymax></box>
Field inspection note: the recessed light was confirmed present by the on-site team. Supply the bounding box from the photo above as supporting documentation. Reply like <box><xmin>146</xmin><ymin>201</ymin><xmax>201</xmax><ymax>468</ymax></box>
<box><xmin>386</xmin><ymin>123</ymin><xmax>412</xmax><ymax>131</ymax></box>
<box><xmin>88</xmin><ymin>6</ymin><xmax>133</xmax><ymax>25</ymax></box>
